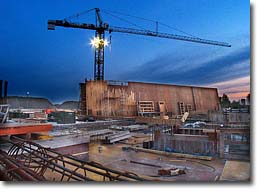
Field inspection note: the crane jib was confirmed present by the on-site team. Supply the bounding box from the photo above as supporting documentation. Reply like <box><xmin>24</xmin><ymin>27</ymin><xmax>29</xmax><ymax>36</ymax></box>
<box><xmin>107</xmin><ymin>26</ymin><xmax>231</xmax><ymax>47</ymax></box>
<box><xmin>47</xmin><ymin>11</ymin><xmax>231</xmax><ymax>80</ymax></box>
<box><xmin>48</xmin><ymin>20</ymin><xmax>230</xmax><ymax>47</ymax></box>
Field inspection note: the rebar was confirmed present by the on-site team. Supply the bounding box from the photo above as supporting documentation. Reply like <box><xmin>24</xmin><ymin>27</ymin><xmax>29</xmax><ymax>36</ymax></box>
<box><xmin>0</xmin><ymin>138</ymin><xmax>146</xmax><ymax>181</ymax></box>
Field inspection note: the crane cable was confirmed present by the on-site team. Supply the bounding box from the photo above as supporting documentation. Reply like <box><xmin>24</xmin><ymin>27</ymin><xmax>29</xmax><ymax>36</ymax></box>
<box><xmin>63</xmin><ymin>8</ymin><xmax>96</xmax><ymax>21</ymax></box>
<box><xmin>102</xmin><ymin>10</ymin><xmax>148</xmax><ymax>31</ymax></box>
<box><xmin>62</xmin><ymin>8</ymin><xmax>199</xmax><ymax>39</ymax></box>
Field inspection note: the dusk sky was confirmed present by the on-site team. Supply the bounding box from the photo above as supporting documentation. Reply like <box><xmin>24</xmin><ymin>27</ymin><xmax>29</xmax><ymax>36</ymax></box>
<box><xmin>0</xmin><ymin>0</ymin><xmax>250</xmax><ymax>103</ymax></box>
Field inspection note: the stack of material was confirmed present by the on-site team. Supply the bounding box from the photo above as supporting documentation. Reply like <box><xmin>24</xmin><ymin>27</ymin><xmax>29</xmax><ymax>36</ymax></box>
<box><xmin>122</xmin><ymin>124</ymin><xmax>149</xmax><ymax>132</ymax></box>
<box><xmin>104</xmin><ymin>131</ymin><xmax>131</xmax><ymax>144</ymax></box>
<box><xmin>87</xmin><ymin>129</ymin><xmax>112</xmax><ymax>137</ymax></box>
<box><xmin>109</xmin><ymin>125</ymin><xmax>124</xmax><ymax>130</ymax></box>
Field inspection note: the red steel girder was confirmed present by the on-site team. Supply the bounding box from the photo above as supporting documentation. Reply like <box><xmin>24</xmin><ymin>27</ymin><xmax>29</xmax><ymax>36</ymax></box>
<box><xmin>0</xmin><ymin>123</ymin><xmax>52</xmax><ymax>136</ymax></box>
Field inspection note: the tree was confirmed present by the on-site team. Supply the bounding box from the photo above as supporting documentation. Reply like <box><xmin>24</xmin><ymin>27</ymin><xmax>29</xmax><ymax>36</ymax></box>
<box><xmin>220</xmin><ymin>93</ymin><xmax>231</xmax><ymax>108</ymax></box>
<box><xmin>230</xmin><ymin>100</ymin><xmax>240</xmax><ymax>109</ymax></box>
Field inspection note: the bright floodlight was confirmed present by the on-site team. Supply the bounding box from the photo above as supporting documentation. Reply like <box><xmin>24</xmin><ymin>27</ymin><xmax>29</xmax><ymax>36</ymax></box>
<box><xmin>90</xmin><ymin>37</ymin><xmax>109</xmax><ymax>48</ymax></box>
<box><xmin>103</xmin><ymin>39</ymin><xmax>108</xmax><ymax>47</ymax></box>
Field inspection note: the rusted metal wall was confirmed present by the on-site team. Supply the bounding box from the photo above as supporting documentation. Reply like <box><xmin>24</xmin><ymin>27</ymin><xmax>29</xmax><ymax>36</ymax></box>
<box><xmin>153</xmin><ymin>130</ymin><xmax>216</xmax><ymax>156</ymax></box>
<box><xmin>84</xmin><ymin>80</ymin><xmax>220</xmax><ymax>117</ymax></box>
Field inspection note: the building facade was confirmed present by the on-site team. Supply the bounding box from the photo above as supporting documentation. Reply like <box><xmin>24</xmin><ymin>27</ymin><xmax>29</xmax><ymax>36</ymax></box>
<box><xmin>80</xmin><ymin>80</ymin><xmax>220</xmax><ymax>117</ymax></box>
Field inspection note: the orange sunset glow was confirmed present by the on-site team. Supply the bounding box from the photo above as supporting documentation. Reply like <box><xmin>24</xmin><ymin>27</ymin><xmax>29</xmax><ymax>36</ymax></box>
<box><xmin>207</xmin><ymin>76</ymin><xmax>250</xmax><ymax>101</ymax></box>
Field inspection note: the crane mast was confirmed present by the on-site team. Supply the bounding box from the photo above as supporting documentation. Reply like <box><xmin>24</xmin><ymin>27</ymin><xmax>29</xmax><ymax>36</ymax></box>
<box><xmin>94</xmin><ymin>8</ymin><xmax>105</xmax><ymax>80</ymax></box>
<box><xmin>48</xmin><ymin>8</ymin><xmax>231</xmax><ymax>80</ymax></box>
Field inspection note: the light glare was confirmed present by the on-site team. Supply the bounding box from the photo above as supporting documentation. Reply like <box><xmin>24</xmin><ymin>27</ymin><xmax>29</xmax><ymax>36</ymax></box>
<box><xmin>90</xmin><ymin>37</ymin><xmax>109</xmax><ymax>48</ymax></box>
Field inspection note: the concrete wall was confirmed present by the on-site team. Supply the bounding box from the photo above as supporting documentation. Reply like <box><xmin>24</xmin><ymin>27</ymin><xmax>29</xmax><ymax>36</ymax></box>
<box><xmin>84</xmin><ymin>80</ymin><xmax>220</xmax><ymax>117</ymax></box>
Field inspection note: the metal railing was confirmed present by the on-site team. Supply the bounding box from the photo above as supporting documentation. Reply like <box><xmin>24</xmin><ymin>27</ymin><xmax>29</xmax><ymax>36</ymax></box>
<box><xmin>0</xmin><ymin>104</ymin><xmax>10</xmax><ymax>123</ymax></box>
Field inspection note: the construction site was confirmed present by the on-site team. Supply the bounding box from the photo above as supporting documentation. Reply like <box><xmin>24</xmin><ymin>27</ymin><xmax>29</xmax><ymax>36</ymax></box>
<box><xmin>0</xmin><ymin>8</ymin><xmax>250</xmax><ymax>182</ymax></box>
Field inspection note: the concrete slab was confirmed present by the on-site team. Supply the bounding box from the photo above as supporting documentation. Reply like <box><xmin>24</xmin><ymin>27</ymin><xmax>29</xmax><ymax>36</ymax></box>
<box><xmin>87</xmin><ymin>141</ymin><xmax>225</xmax><ymax>181</ymax></box>
<box><xmin>220</xmin><ymin>160</ymin><xmax>250</xmax><ymax>181</ymax></box>
<box><xmin>34</xmin><ymin>134</ymin><xmax>90</xmax><ymax>149</ymax></box>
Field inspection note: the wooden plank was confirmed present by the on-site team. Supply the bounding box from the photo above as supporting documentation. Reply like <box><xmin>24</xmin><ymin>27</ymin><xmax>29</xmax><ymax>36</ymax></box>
<box><xmin>130</xmin><ymin>147</ymin><xmax>213</xmax><ymax>161</ymax></box>
<box><xmin>158</xmin><ymin>101</ymin><xmax>167</xmax><ymax>115</ymax></box>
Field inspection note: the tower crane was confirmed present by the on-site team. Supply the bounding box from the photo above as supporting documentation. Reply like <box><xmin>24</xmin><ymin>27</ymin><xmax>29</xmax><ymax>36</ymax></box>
<box><xmin>48</xmin><ymin>8</ymin><xmax>231</xmax><ymax>81</ymax></box>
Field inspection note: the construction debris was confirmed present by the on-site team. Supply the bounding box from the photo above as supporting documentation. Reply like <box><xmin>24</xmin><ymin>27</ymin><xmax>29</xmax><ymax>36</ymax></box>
<box><xmin>158</xmin><ymin>168</ymin><xmax>186</xmax><ymax>176</ymax></box>
<box><xmin>181</xmin><ymin>112</ymin><xmax>189</xmax><ymax>122</ymax></box>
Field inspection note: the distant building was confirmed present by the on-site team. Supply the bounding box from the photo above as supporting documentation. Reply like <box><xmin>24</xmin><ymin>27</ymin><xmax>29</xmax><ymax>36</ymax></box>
<box><xmin>240</xmin><ymin>99</ymin><xmax>246</xmax><ymax>106</ymax></box>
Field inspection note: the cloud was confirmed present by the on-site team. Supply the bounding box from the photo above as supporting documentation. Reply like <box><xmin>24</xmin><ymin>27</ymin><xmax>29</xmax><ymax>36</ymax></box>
<box><xmin>208</xmin><ymin>76</ymin><xmax>250</xmax><ymax>90</ymax></box>
<box><xmin>120</xmin><ymin>45</ymin><xmax>250</xmax><ymax>86</ymax></box>
<box><xmin>207</xmin><ymin>76</ymin><xmax>250</xmax><ymax>100</ymax></box>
